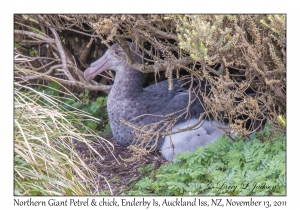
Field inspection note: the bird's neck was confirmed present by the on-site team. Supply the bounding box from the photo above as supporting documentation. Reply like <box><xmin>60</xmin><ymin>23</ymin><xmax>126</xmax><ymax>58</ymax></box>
<box><xmin>110</xmin><ymin>66</ymin><xmax>143</xmax><ymax>99</ymax></box>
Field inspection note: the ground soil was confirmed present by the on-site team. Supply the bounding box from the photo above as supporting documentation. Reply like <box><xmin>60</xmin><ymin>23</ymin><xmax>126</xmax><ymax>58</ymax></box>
<box><xmin>75</xmin><ymin>134</ymin><xmax>167</xmax><ymax>195</ymax></box>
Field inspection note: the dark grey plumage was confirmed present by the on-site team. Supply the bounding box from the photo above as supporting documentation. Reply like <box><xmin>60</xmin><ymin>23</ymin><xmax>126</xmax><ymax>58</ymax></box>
<box><xmin>84</xmin><ymin>42</ymin><xmax>205</xmax><ymax>148</ymax></box>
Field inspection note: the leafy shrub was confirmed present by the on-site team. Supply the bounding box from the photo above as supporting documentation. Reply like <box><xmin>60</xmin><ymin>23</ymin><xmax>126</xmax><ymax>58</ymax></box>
<box><xmin>176</xmin><ymin>14</ymin><xmax>286</xmax><ymax>136</ymax></box>
<box><xmin>126</xmin><ymin>125</ymin><xmax>286</xmax><ymax>196</ymax></box>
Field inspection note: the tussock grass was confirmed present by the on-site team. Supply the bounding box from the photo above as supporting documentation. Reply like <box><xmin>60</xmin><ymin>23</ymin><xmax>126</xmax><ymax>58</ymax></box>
<box><xmin>14</xmin><ymin>82</ymin><xmax>114</xmax><ymax>195</ymax></box>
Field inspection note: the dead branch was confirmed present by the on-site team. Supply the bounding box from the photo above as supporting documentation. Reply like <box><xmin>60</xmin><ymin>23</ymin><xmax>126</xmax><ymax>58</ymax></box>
<box><xmin>19</xmin><ymin>64</ymin><xmax>111</xmax><ymax>93</ymax></box>
<box><xmin>14</xmin><ymin>30</ymin><xmax>55</xmax><ymax>43</ymax></box>
<box><xmin>137</xmin><ymin>15</ymin><xmax>178</xmax><ymax>41</ymax></box>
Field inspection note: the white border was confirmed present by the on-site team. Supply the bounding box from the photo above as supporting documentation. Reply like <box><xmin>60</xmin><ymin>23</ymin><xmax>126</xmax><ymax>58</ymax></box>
<box><xmin>2</xmin><ymin>1</ymin><xmax>298</xmax><ymax>209</ymax></box>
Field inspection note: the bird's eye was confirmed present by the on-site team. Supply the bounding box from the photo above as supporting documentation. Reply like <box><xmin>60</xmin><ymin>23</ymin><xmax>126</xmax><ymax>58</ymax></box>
<box><xmin>114</xmin><ymin>50</ymin><xmax>119</xmax><ymax>55</ymax></box>
<box><xmin>197</xmin><ymin>134</ymin><xmax>200</xmax><ymax>136</ymax></box>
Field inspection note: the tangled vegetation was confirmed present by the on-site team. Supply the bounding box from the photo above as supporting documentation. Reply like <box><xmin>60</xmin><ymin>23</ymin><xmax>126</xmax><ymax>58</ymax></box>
<box><xmin>14</xmin><ymin>14</ymin><xmax>286</xmax><ymax>152</ymax></box>
<box><xmin>13</xmin><ymin>14</ymin><xmax>286</xmax><ymax>195</ymax></box>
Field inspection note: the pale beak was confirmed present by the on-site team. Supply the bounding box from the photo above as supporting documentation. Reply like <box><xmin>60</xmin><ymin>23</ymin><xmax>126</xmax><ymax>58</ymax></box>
<box><xmin>84</xmin><ymin>53</ymin><xmax>111</xmax><ymax>80</ymax></box>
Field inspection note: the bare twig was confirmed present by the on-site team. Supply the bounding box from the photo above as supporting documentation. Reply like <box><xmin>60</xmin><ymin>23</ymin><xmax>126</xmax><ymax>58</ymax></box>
<box><xmin>137</xmin><ymin>15</ymin><xmax>178</xmax><ymax>41</ymax></box>
<box><xmin>49</xmin><ymin>27</ymin><xmax>75</xmax><ymax>81</ymax></box>
<box><xmin>19</xmin><ymin>64</ymin><xmax>112</xmax><ymax>93</ymax></box>
<box><xmin>130</xmin><ymin>58</ymin><xmax>194</xmax><ymax>74</ymax></box>
<box><xmin>14</xmin><ymin>30</ymin><xmax>54</xmax><ymax>43</ymax></box>
<box><xmin>205</xmin><ymin>65</ymin><xmax>219</xmax><ymax>76</ymax></box>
